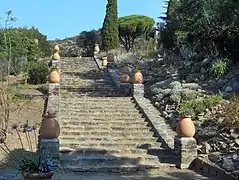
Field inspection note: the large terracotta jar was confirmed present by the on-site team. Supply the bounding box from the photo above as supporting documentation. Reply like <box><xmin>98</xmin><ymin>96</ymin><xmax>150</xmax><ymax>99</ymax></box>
<box><xmin>120</xmin><ymin>74</ymin><xmax>130</xmax><ymax>83</ymax></box>
<box><xmin>133</xmin><ymin>70</ymin><xmax>143</xmax><ymax>84</ymax></box>
<box><xmin>40</xmin><ymin>114</ymin><xmax>60</xmax><ymax>139</ymax></box>
<box><xmin>49</xmin><ymin>70</ymin><xmax>60</xmax><ymax>83</ymax></box>
<box><xmin>52</xmin><ymin>52</ymin><xmax>60</xmax><ymax>60</ymax></box>
<box><xmin>176</xmin><ymin>116</ymin><xmax>195</xmax><ymax>137</ymax></box>
<box><xmin>107</xmin><ymin>53</ymin><xmax>114</xmax><ymax>62</ymax></box>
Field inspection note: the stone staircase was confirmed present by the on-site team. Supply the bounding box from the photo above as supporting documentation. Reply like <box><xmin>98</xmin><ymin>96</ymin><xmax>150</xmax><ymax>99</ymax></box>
<box><xmin>58</xmin><ymin>57</ymin><xmax>216</xmax><ymax>180</ymax></box>
<box><xmin>59</xmin><ymin>57</ymin><xmax>176</xmax><ymax>173</ymax></box>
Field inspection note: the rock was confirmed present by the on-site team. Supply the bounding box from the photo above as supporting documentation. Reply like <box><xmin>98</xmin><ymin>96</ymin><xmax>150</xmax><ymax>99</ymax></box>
<box><xmin>162</xmin><ymin>111</ymin><xmax>168</xmax><ymax>118</ymax></box>
<box><xmin>232</xmin><ymin>153</ymin><xmax>239</xmax><ymax>161</ymax></box>
<box><xmin>225</xmin><ymin>86</ymin><xmax>233</xmax><ymax>92</ymax></box>
<box><xmin>236</xmin><ymin>139</ymin><xmax>239</xmax><ymax>145</ymax></box>
<box><xmin>231</xmin><ymin>170</ymin><xmax>239</xmax><ymax>176</ymax></box>
<box><xmin>197</xmin><ymin>126</ymin><xmax>218</xmax><ymax>139</ymax></box>
<box><xmin>222</xmin><ymin>156</ymin><xmax>235</xmax><ymax>171</ymax></box>
<box><xmin>182</xmin><ymin>83</ymin><xmax>202</xmax><ymax>90</ymax></box>
<box><xmin>200</xmin><ymin>142</ymin><xmax>211</xmax><ymax>154</ymax></box>
<box><xmin>169</xmin><ymin>81</ymin><xmax>182</xmax><ymax>89</ymax></box>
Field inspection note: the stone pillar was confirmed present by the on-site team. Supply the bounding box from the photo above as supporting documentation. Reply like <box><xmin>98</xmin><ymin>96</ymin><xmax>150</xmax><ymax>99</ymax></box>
<box><xmin>132</xmin><ymin>84</ymin><xmax>144</xmax><ymax>97</ymax></box>
<box><xmin>174</xmin><ymin>137</ymin><xmax>198</xmax><ymax>169</ymax></box>
<box><xmin>39</xmin><ymin>138</ymin><xmax>60</xmax><ymax>166</ymax></box>
<box><xmin>39</xmin><ymin>45</ymin><xmax>61</xmax><ymax>166</ymax></box>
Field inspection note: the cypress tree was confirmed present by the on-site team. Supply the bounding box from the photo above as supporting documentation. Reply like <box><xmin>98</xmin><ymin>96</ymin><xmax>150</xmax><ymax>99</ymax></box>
<box><xmin>101</xmin><ymin>0</ymin><xmax>119</xmax><ymax>51</ymax></box>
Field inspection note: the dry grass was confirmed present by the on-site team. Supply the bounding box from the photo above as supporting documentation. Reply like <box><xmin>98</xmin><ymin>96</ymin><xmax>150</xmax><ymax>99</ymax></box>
<box><xmin>0</xmin><ymin>98</ymin><xmax>44</xmax><ymax>163</ymax></box>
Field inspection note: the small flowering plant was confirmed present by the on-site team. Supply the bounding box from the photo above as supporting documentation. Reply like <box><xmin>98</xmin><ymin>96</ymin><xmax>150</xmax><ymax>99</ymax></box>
<box><xmin>0</xmin><ymin>120</ymin><xmax>60</xmax><ymax>177</ymax></box>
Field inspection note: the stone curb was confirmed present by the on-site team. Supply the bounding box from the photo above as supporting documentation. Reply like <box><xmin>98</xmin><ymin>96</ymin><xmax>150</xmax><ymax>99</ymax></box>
<box><xmin>190</xmin><ymin>157</ymin><xmax>238</xmax><ymax>180</ymax></box>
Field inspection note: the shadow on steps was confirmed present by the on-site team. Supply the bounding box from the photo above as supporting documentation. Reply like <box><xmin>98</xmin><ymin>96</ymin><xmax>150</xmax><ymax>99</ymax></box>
<box><xmin>59</xmin><ymin>147</ymin><xmax>213</xmax><ymax>180</ymax></box>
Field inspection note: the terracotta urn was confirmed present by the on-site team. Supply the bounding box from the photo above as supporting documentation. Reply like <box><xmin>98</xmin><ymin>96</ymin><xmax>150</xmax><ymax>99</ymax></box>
<box><xmin>94</xmin><ymin>44</ymin><xmax>100</xmax><ymax>54</ymax></box>
<box><xmin>107</xmin><ymin>53</ymin><xmax>114</xmax><ymax>62</ymax></box>
<box><xmin>22</xmin><ymin>171</ymin><xmax>54</xmax><ymax>180</ymax></box>
<box><xmin>40</xmin><ymin>114</ymin><xmax>60</xmax><ymax>139</ymax></box>
<box><xmin>120</xmin><ymin>74</ymin><xmax>130</xmax><ymax>83</ymax></box>
<box><xmin>176</xmin><ymin>116</ymin><xmax>196</xmax><ymax>137</ymax></box>
<box><xmin>133</xmin><ymin>70</ymin><xmax>143</xmax><ymax>84</ymax></box>
<box><xmin>102</xmin><ymin>58</ymin><xmax>108</xmax><ymax>67</ymax></box>
<box><xmin>53</xmin><ymin>45</ymin><xmax>60</xmax><ymax>52</ymax></box>
<box><xmin>49</xmin><ymin>70</ymin><xmax>60</xmax><ymax>83</ymax></box>
<box><xmin>52</xmin><ymin>52</ymin><xmax>60</xmax><ymax>60</ymax></box>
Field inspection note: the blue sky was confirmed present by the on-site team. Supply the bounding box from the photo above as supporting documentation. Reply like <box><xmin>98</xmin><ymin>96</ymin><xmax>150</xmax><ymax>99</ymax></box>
<box><xmin>0</xmin><ymin>0</ymin><xmax>166</xmax><ymax>40</ymax></box>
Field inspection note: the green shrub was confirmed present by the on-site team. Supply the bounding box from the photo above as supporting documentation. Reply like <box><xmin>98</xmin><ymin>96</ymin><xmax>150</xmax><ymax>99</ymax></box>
<box><xmin>178</xmin><ymin>94</ymin><xmax>223</xmax><ymax>119</ymax></box>
<box><xmin>178</xmin><ymin>100</ymin><xmax>195</xmax><ymax>117</ymax></box>
<box><xmin>27</xmin><ymin>61</ymin><xmax>48</xmax><ymax>85</ymax></box>
<box><xmin>211</xmin><ymin>59</ymin><xmax>228</xmax><ymax>77</ymax></box>
<box><xmin>203</xmin><ymin>94</ymin><xmax>223</xmax><ymax>109</ymax></box>
<box><xmin>194</xmin><ymin>100</ymin><xmax>206</xmax><ymax>115</ymax></box>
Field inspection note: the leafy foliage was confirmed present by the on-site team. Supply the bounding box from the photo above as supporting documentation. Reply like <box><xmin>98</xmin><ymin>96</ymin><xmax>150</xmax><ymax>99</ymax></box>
<box><xmin>178</xmin><ymin>94</ymin><xmax>223</xmax><ymax>119</ymax></box>
<box><xmin>76</xmin><ymin>29</ymin><xmax>101</xmax><ymax>56</ymax></box>
<box><xmin>27</xmin><ymin>61</ymin><xmax>49</xmax><ymax>85</ymax></box>
<box><xmin>118</xmin><ymin>15</ymin><xmax>155</xmax><ymax>52</ymax></box>
<box><xmin>0</xmin><ymin>11</ymin><xmax>50</xmax><ymax>80</ymax></box>
<box><xmin>101</xmin><ymin>0</ymin><xmax>119</xmax><ymax>51</ymax></box>
<box><xmin>211</xmin><ymin>59</ymin><xmax>228</xmax><ymax>77</ymax></box>
<box><xmin>159</xmin><ymin>0</ymin><xmax>239</xmax><ymax>61</ymax></box>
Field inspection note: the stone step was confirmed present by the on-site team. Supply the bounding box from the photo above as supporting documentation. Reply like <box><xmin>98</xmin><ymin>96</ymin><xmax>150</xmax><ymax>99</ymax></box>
<box><xmin>60</xmin><ymin>129</ymin><xmax>154</xmax><ymax>136</ymax></box>
<box><xmin>60</xmin><ymin>154</ymin><xmax>162</xmax><ymax>167</ymax></box>
<box><xmin>60</xmin><ymin>109</ymin><xmax>141</xmax><ymax>114</ymax></box>
<box><xmin>60</xmin><ymin>112</ymin><xmax>143</xmax><ymax>117</ymax></box>
<box><xmin>61</xmin><ymin>163</ymin><xmax>173</xmax><ymax>174</ymax></box>
<box><xmin>59</xmin><ymin>135</ymin><xmax>156</xmax><ymax>143</ymax></box>
<box><xmin>60</xmin><ymin>125</ymin><xmax>151</xmax><ymax>131</ymax></box>
<box><xmin>59</xmin><ymin>147</ymin><xmax>170</xmax><ymax>156</ymax></box>
<box><xmin>60</xmin><ymin>104</ymin><xmax>137</xmax><ymax>109</ymax></box>
<box><xmin>60</xmin><ymin>103</ymin><xmax>136</xmax><ymax>108</ymax></box>
<box><xmin>60</xmin><ymin>100</ymin><xmax>134</xmax><ymax>104</ymax></box>
<box><xmin>60</xmin><ymin>120</ymin><xmax>148</xmax><ymax>126</ymax></box>
<box><xmin>60</xmin><ymin>117</ymin><xmax>145</xmax><ymax>122</ymax></box>
<box><xmin>59</xmin><ymin>140</ymin><xmax>160</xmax><ymax>149</ymax></box>
<box><xmin>59</xmin><ymin>147</ymin><xmax>177</xmax><ymax>164</ymax></box>
<box><xmin>61</xmin><ymin>86</ymin><xmax>115</xmax><ymax>90</ymax></box>
<box><xmin>61</xmin><ymin>97</ymin><xmax>133</xmax><ymax>101</ymax></box>
<box><xmin>61</xmin><ymin>108</ymin><xmax>139</xmax><ymax>112</ymax></box>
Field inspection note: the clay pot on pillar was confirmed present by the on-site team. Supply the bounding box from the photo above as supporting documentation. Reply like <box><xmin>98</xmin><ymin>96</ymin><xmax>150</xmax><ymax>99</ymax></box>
<box><xmin>94</xmin><ymin>44</ymin><xmax>100</xmax><ymax>54</ymax></box>
<box><xmin>49</xmin><ymin>68</ymin><xmax>60</xmax><ymax>83</ymax></box>
<box><xmin>102</xmin><ymin>57</ymin><xmax>108</xmax><ymax>67</ymax></box>
<box><xmin>52</xmin><ymin>52</ymin><xmax>60</xmax><ymax>60</ymax></box>
<box><xmin>107</xmin><ymin>53</ymin><xmax>114</xmax><ymax>62</ymax></box>
<box><xmin>53</xmin><ymin>45</ymin><xmax>60</xmax><ymax>52</ymax></box>
<box><xmin>133</xmin><ymin>70</ymin><xmax>143</xmax><ymax>84</ymax></box>
<box><xmin>176</xmin><ymin>116</ymin><xmax>196</xmax><ymax>137</ymax></box>
<box><xmin>40</xmin><ymin>113</ymin><xmax>60</xmax><ymax>139</ymax></box>
<box><xmin>120</xmin><ymin>74</ymin><xmax>130</xmax><ymax>83</ymax></box>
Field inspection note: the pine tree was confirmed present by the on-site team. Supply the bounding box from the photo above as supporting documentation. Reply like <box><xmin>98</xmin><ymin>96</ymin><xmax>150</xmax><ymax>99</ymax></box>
<box><xmin>101</xmin><ymin>0</ymin><xmax>119</xmax><ymax>51</ymax></box>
